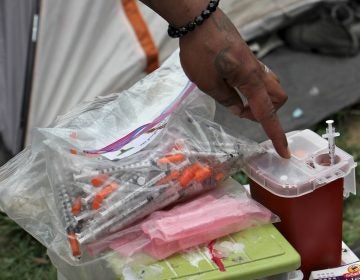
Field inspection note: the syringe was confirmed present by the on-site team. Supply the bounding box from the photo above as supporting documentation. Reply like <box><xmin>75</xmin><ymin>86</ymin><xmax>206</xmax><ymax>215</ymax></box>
<box><xmin>322</xmin><ymin>120</ymin><xmax>340</xmax><ymax>165</ymax></box>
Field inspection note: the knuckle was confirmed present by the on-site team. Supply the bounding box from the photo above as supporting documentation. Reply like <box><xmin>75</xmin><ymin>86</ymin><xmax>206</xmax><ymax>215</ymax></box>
<box><xmin>256</xmin><ymin>105</ymin><xmax>277</xmax><ymax>123</ymax></box>
<box><xmin>245</xmin><ymin>65</ymin><xmax>264</xmax><ymax>84</ymax></box>
<box><xmin>276</xmin><ymin>89</ymin><xmax>288</xmax><ymax>106</ymax></box>
<box><xmin>215</xmin><ymin>53</ymin><xmax>239</xmax><ymax>77</ymax></box>
<box><xmin>233</xmin><ymin>64</ymin><xmax>264</xmax><ymax>90</ymax></box>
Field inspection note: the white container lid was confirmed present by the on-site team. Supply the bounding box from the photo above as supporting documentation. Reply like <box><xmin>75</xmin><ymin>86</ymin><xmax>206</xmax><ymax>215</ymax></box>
<box><xmin>243</xmin><ymin>129</ymin><xmax>357</xmax><ymax>198</ymax></box>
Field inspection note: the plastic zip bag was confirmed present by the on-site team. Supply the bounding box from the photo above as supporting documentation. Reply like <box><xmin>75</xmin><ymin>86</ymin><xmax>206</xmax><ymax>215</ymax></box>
<box><xmin>43</xmin><ymin>92</ymin><xmax>264</xmax><ymax>259</ymax></box>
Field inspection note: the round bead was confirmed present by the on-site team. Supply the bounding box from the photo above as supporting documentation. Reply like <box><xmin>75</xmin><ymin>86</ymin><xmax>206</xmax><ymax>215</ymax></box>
<box><xmin>173</xmin><ymin>29</ymin><xmax>181</xmax><ymax>38</ymax></box>
<box><xmin>168</xmin><ymin>27</ymin><xmax>177</xmax><ymax>38</ymax></box>
<box><xmin>201</xmin><ymin>10</ymin><xmax>211</xmax><ymax>19</ymax></box>
<box><xmin>179</xmin><ymin>27</ymin><xmax>188</xmax><ymax>35</ymax></box>
<box><xmin>186</xmin><ymin>22</ymin><xmax>196</xmax><ymax>31</ymax></box>
<box><xmin>194</xmin><ymin>15</ymin><xmax>204</xmax><ymax>25</ymax></box>
<box><xmin>208</xmin><ymin>2</ymin><xmax>217</xmax><ymax>12</ymax></box>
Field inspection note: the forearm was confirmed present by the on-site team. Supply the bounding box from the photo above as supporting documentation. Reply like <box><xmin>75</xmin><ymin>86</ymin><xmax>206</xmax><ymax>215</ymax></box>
<box><xmin>140</xmin><ymin>0</ymin><xmax>290</xmax><ymax>158</ymax></box>
<box><xmin>139</xmin><ymin>0</ymin><xmax>210</xmax><ymax>26</ymax></box>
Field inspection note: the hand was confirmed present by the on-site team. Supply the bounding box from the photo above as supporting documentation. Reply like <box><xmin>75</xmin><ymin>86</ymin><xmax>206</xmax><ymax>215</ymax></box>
<box><xmin>179</xmin><ymin>9</ymin><xmax>291</xmax><ymax>158</ymax></box>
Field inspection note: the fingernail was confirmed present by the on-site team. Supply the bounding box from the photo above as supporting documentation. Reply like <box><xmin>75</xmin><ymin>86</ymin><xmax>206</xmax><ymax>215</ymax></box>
<box><xmin>284</xmin><ymin>147</ymin><xmax>291</xmax><ymax>159</ymax></box>
<box><xmin>229</xmin><ymin>105</ymin><xmax>243</xmax><ymax>116</ymax></box>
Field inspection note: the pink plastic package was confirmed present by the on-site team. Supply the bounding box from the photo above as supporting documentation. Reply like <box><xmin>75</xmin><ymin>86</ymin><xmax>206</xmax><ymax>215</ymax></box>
<box><xmin>86</xmin><ymin>181</ymin><xmax>278</xmax><ymax>260</ymax></box>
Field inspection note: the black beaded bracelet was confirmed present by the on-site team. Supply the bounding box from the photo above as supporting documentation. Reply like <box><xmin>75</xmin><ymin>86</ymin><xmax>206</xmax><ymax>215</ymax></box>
<box><xmin>168</xmin><ymin>0</ymin><xmax>220</xmax><ymax>38</ymax></box>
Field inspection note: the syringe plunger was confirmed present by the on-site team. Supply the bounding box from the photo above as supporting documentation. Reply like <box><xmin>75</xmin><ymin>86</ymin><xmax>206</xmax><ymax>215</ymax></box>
<box><xmin>322</xmin><ymin>120</ymin><xmax>340</xmax><ymax>165</ymax></box>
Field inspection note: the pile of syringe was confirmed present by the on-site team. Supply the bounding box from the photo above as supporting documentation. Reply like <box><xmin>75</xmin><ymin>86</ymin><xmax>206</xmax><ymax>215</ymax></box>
<box><xmin>48</xmin><ymin>140</ymin><xmax>249</xmax><ymax>259</ymax></box>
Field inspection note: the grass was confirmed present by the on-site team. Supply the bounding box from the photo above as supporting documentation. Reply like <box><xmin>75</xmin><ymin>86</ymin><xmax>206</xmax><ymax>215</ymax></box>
<box><xmin>0</xmin><ymin>104</ymin><xmax>359</xmax><ymax>279</ymax></box>
<box><xmin>0</xmin><ymin>213</ymin><xmax>57</xmax><ymax>280</ymax></box>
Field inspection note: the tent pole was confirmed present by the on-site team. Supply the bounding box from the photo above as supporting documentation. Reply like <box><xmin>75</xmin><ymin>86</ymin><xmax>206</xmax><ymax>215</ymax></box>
<box><xmin>20</xmin><ymin>0</ymin><xmax>41</xmax><ymax>150</ymax></box>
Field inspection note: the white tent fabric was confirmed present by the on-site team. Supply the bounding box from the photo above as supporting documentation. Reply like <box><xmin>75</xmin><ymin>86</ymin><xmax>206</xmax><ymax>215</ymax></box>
<box><xmin>26</xmin><ymin>0</ymin><xmax>324</xmax><ymax>144</ymax></box>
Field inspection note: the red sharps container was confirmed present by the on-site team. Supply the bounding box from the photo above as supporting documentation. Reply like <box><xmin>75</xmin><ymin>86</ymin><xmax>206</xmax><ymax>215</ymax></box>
<box><xmin>243</xmin><ymin>128</ymin><xmax>357</xmax><ymax>279</ymax></box>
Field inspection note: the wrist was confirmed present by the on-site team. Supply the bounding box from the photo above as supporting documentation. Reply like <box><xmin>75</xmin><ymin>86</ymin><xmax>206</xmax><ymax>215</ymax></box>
<box><xmin>140</xmin><ymin>0</ymin><xmax>208</xmax><ymax>25</ymax></box>
<box><xmin>167</xmin><ymin>1</ymin><xmax>210</xmax><ymax>27</ymax></box>
<box><xmin>167</xmin><ymin>0</ymin><xmax>220</xmax><ymax>38</ymax></box>
<box><xmin>178</xmin><ymin>8</ymin><xmax>226</xmax><ymax>44</ymax></box>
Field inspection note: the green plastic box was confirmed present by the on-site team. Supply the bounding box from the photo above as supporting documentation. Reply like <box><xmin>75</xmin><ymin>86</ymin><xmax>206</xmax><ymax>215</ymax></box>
<box><xmin>118</xmin><ymin>224</ymin><xmax>301</xmax><ymax>280</ymax></box>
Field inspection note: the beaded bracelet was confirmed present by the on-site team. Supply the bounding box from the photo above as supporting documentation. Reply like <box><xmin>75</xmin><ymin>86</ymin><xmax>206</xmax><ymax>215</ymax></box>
<box><xmin>168</xmin><ymin>0</ymin><xmax>220</xmax><ymax>38</ymax></box>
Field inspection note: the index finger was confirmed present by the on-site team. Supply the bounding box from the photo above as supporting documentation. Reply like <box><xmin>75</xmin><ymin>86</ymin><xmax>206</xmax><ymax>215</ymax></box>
<box><xmin>237</xmin><ymin>82</ymin><xmax>291</xmax><ymax>159</ymax></box>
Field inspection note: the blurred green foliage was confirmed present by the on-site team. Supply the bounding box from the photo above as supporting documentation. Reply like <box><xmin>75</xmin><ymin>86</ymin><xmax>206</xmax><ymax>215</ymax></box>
<box><xmin>0</xmin><ymin>213</ymin><xmax>56</xmax><ymax>280</ymax></box>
